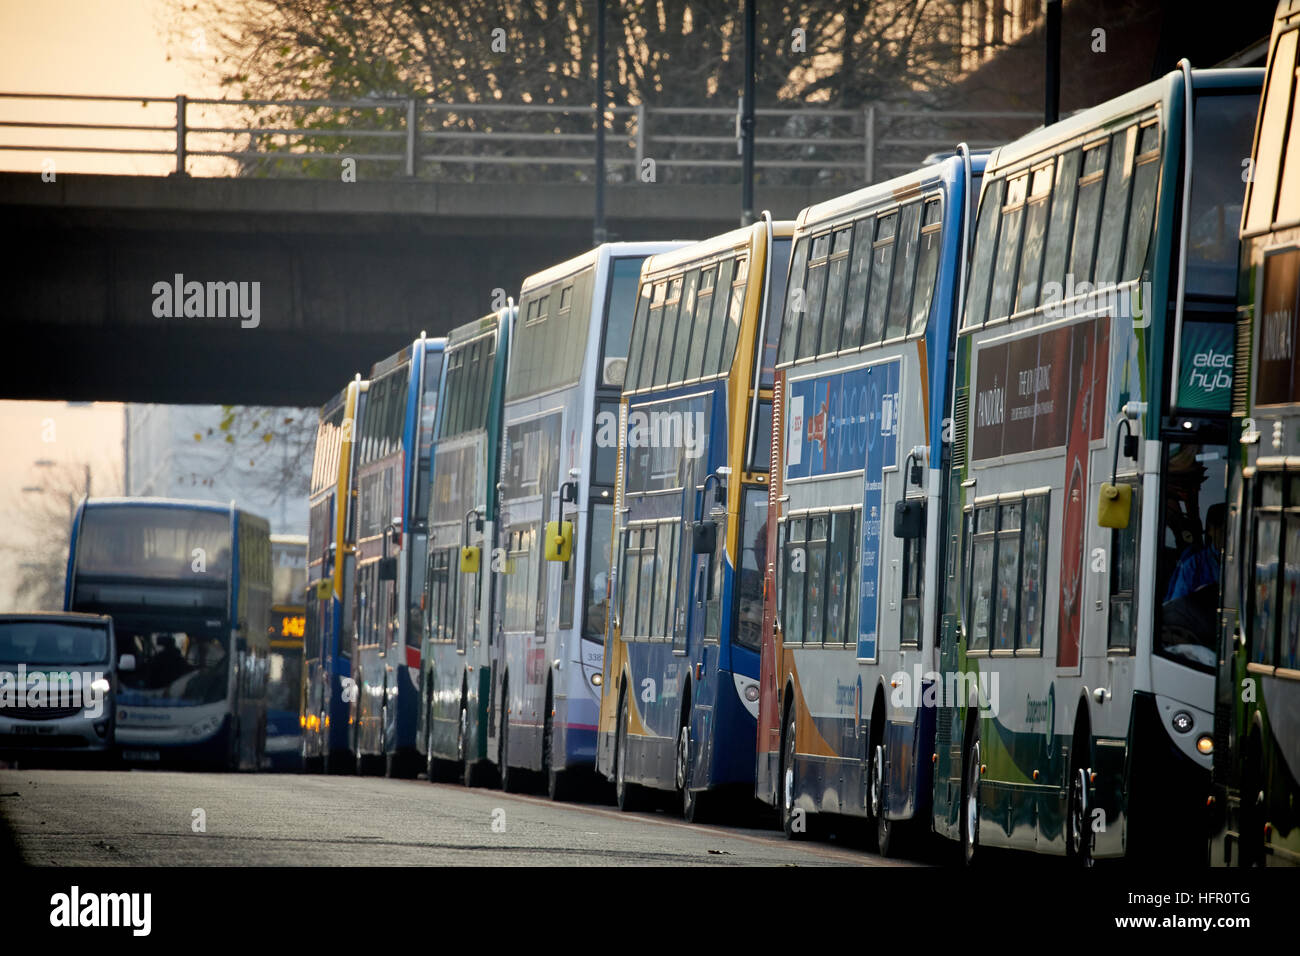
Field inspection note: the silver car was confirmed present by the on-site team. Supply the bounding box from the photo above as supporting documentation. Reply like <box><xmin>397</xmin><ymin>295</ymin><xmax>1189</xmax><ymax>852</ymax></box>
<box><xmin>0</xmin><ymin>613</ymin><xmax>117</xmax><ymax>766</ymax></box>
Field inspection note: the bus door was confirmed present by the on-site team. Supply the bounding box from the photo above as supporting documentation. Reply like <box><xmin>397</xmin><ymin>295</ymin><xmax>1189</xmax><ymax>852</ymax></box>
<box><xmin>680</xmin><ymin>456</ymin><xmax>717</xmax><ymax>787</ymax></box>
<box><xmin>1153</xmin><ymin>418</ymin><xmax>1230</xmax><ymax>678</ymax></box>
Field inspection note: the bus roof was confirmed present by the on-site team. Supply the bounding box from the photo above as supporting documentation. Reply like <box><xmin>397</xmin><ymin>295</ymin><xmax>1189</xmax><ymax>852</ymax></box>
<box><xmin>796</xmin><ymin>151</ymin><xmax>988</xmax><ymax>230</ymax></box>
<box><xmin>519</xmin><ymin>241</ymin><xmax>690</xmax><ymax>294</ymax></box>
<box><xmin>985</xmin><ymin>67</ymin><xmax>1263</xmax><ymax>175</ymax></box>
<box><xmin>82</xmin><ymin>496</ymin><xmax>239</xmax><ymax>515</ymax></box>
<box><xmin>446</xmin><ymin>308</ymin><xmax>511</xmax><ymax>350</ymax></box>
<box><xmin>639</xmin><ymin>220</ymin><xmax>796</xmax><ymax>279</ymax></box>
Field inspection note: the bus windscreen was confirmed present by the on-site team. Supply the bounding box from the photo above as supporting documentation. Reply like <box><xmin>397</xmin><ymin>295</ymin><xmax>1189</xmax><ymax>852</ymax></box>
<box><xmin>75</xmin><ymin>506</ymin><xmax>232</xmax><ymax>579</ymax></box>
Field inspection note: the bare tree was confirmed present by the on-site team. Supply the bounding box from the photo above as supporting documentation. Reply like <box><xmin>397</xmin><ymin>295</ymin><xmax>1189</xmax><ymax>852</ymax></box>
<box><xmin>12</xmin><ymin>460</ymin><xmax>123</xmax><ymax>612</ymax></box>
<box><xmin>166</xmin><ymin>1</ymin><xmax>968</xmax><ymax>185</ymax></box>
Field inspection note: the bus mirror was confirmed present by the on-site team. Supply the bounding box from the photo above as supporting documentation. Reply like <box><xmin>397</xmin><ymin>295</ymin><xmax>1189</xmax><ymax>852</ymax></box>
<box><xmin>460</xmin><ymin>545</ymin><xmax>481</xmax><ymax>574</ymax></box>
<box><xmin>893</xmin><ymin>499</ymin><xmax>925</xmax><ymax>539</ymax></box>
<box><xmin>692</xmin><ymin>521</ymin><xmax>717</xmax><ymax>554</ymax></box>
<box><xmin>117</xmin><ymin>653</ymin><xmax>136</xmax><ymax>673</ymax></box>
<box><xmin>1098</xmin><ymin>483</ymin><xmax>1132</xmax><ymax>529</ymax></box>
<box><xmin>545</xmin><ymin>521</ymin><xmax>573</xmax><ymax>562</ymax></box>
<box><xmin>378</xmin><ymin>556</ymin><xmax>398</xmax><ymax>581</ymax></box>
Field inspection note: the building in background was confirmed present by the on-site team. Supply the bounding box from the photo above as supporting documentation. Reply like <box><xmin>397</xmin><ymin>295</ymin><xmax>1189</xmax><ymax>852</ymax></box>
<box><xmin>124</xmin><ymin>404</ymin><xmax>313</xmax><ymax>536</ymax></box>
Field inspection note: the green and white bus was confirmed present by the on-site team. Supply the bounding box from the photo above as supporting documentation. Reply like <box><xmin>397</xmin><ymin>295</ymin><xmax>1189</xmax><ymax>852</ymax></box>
<box><xmin>940</xmin><ymin>64</ymin><xmax>1261</xmax><ymax>863</ymax></box>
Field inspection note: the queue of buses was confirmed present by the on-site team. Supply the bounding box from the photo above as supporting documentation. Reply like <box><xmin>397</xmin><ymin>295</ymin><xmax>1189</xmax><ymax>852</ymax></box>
<box><xmin>292</xmin><ymin>9</ymin><xmax>1300</xmax><ymax>866</ymax></box>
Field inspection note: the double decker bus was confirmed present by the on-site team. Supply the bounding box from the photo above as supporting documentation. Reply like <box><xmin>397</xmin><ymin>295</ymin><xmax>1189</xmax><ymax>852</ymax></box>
<box><xmin>1214</xmin><ymin>0</ymin><xmax>1300</xmax><ymax>867</ymax></box>
<box><xmin>266</xmin><ymin>533</ymin><xmax>307</xmax><ymax>770</ymax></box>
<box><xmin>65</xmin><ymin>497</ymin><xmax>271</xmax><ymax>770</ymax></box>
<box><xmin>940</xmin><ymin>65</ymin><xmax>1260</xmax><ymax>864</ymax></box>
<box><xmin>598</xmin><ymin>220</ymin><xmax>792</xmax><ymax>819</ymax></box>
<box><xmin>495</xmin><ymin>241</ymin><xmax>686</xmax><ymax>799</ymax></box>
<box><xmin>351</xmin><ymin>334</ymin><xmax>445</xmax><ymax>777</ymax></box>
<box><xmin>420</xmin><ymin>307</ymin><xmax>514</xmax><ymax>787</ymax></box>
<box><xmin>302</xmin><ymin>377</ymin><xmax>367</xmax><ymax>774</ymax></box>
<box><xmin>757</xmin><ymin>151</ymin><xmax>983</xmax><ymax>850</ymax></box>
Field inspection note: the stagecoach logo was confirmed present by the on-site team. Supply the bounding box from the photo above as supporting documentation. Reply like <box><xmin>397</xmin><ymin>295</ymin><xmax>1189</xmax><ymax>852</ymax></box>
<box><xmin>976</xmin><ymin>376</ymin><xmax>1004</xmax><ymax>428</ymax></box>
<box><xmin>1025</xmin><ymin>683</ymin><xmax>1056</xmax><ymax>756</ymax></box>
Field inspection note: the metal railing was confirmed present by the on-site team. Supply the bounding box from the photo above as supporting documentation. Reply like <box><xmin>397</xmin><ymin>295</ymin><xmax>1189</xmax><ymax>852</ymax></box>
<box><xmin>0</xmin><ymin>92</ymin><xmax>1039</xmax><ymax>187</ymax></box>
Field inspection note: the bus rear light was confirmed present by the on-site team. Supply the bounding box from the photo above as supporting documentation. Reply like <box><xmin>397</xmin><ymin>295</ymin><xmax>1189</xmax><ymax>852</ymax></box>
<box><xmin>1196</xmin><ymin>735</ymin><xmax>1214</xmax><ymax>756</ymax></box>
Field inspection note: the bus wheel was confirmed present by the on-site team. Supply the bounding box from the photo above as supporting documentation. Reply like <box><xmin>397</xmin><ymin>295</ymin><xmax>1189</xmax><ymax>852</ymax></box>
<box><xmin>962</xmin><ymin>735</ymin><xmax>982</xmax><ymax>867</ymax></box>
<box><xmin>781</xmin><ymin>711</ymin><xmax>807</xmax><ymax>840</ymax></box>
<box><xmin>458</xmin><ymin>701</ymin><xmax>482</xmax><ymax>788</ymax></box>
<box><xmin>872</xmin><ymin>742</ymin><xmax>897</xmax><ymax>856</ymax></box>
<box><xmin>1067</xmin><ymin>765</ymin><xmax>1093</xmax><ymax>866</ymax></box>
<box><xmin>677</xmin><ymin>724</ymin><xmax>700</xmax><ymax>822</ymax></box>
<box><xmin>544</xmin><ymin>704</ymin><xmax>572</xmax><ymax>802</ymax></box>
<box><xmin>615</xmin><ymin>692</ymin><xmax>647</xmax><ymax>812</ymax></box>
<box><xmin>1240</xmin><ymin>737</ymin><xmax>1265</xmax><ymax>867</ymax></box>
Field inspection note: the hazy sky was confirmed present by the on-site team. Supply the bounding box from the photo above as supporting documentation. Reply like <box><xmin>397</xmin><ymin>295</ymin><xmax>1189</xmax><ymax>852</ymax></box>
<box><xmin>0</xmin><ymin>1</ymin><xmax>218</xmax><ymax>609</ymax></box>
<box><xmin>0</xmin><ymin>0</ymin><xmax>222</xmax><ymax>174</ymax></box>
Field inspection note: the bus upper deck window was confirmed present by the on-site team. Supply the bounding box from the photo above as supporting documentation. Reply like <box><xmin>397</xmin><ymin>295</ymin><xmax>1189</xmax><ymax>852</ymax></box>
<box><xmin>1188</xmin><ymin>93</ymin><xmax>1261</xmax><ymax>297</ymax></box>
<box><xmin>1246</xmin><ymin>28</ymin><xmax>1297</xmax><ymax>234</ymax></box>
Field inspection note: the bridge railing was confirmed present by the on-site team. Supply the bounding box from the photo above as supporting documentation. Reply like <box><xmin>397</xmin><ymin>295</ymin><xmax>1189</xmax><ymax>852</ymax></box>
<box><xmin>0</xmin><ymin>92</ymin><xmax>1038</xmax><ymax>187</ymax></box>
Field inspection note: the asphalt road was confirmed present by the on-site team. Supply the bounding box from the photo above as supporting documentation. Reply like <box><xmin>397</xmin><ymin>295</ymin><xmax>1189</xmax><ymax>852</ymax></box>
<box><xmin>0</xmin><ymin>768</ymin><xmax>926</xmax><ymax>866</ymax></box>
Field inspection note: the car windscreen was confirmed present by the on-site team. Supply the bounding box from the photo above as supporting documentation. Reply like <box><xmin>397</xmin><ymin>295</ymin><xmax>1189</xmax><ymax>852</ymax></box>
<box><xmin>0</xmin><ymin>621</ymin><xmax>110</xmax><ymax>666</ymax></box>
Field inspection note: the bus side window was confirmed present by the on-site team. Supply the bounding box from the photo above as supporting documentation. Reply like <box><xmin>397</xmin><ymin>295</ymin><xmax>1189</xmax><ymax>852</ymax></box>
<box><xmin>819</xmin><ymin>227</ymin><xmax>854</xmax><ymax>356</ymax></box>
<box><xmin>886</xmin><ymin>201</ymin><xmax>923</xmax><ymax>339</ymax></box>
<box><xmin>967</xmin><ymin>506</ymin><xmax>996</xmax><ymax>650</ymax></box>
<box><xmin>965</xmin><ymin>178</ymin><xmax>1003</xmax><ymax>328</ymax></box>
<box><xmin>1252</xmin><ymin>474</ymin><xmax>1283</xmax><ymax>666</ymax></box>
<box><xmin>1039</xmin><ymin>150</ymin><xmax>1080</xmax><ymax>307</ymax></box>
<box><xmin>994</xmin><ymin>501</ymin><xmax>1023</xmax><ymax>650</ymax></box>
<box><xmin>777</xmin><ymin>240</ymin><xmax>809</xmax><ymax>366</ymax></box>
<box><xmin>1094</xmin><ymin>125</ymin><xmax>1136</xmax><ymax>287</ymax></box>
<box><xmin>797</xmin><ymin>233</ymin><xmax>831</xmax><ymax>359</ymax></box>
<box><xmin>1108</xmin><ymin>483</ymin><xmax>1140</xmax><ymax>654</ymax></box>
<box><xmin>842</xmin><ymin>216</ymin><xmax>874</xmax><ymax>351</ymax></box>
<box><xmin>784</xmin><ymin>517</ymin><xmax>807</xmax><ymax>644</ymax></box>
<box><xmin>1069</xmin><ymin>141</ymin><xmax>1109</xmax><ymax>284</ymax></box>
<box><xmin>1020</xmin><ymin>494</ymin><xmax>1049</xmax><ymax>652</ymax></box>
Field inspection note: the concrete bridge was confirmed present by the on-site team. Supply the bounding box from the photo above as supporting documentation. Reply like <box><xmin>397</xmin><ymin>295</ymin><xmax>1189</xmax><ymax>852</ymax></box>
<box><xmin>1</xmin><ymin>172</ymin><xmax>846</xmax><ymax>406</ymax></box>
<box><xmin>0</xmin><ymin>93</ymin><xmax>1036</xmax><ymax>406</ymax></box>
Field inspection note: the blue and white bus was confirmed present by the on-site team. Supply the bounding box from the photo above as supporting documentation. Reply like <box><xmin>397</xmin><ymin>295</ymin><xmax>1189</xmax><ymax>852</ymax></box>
<box><xmin>351</xmin><ymin>334</ymin><xmax>445</xmax><ymax>777</ymax></box>
<box><xmin>495</xmin><ymin>241</ymin><xmax>687</xmax><ymax>799</ymax></box>
<box><xmin>756</xmin><ymin>150</ymin><xmax>985</xmax><ymax>851</ymax></box>
<box><xmin>65</xmin><ymin>497</ymin><xmax>271</xmax><ymax>770</ymax></box>
<box><xmin>420</xmin><ymin>307</ymin><xmax>514</xmax><ymax>786</ymax></box>
<box><xmin>597</xmin><ymin>220</ymin><xmax>793</xmax><ymax>820</ymax></box>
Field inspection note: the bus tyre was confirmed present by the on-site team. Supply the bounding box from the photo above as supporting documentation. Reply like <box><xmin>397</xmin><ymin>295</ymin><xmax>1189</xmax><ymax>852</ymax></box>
<box><xmin>1067</xmin><ymin>765</ymin><xmax>1093</xmax><ymax>866</ymax></box>
<box><xmin>1240</xmin><ymin>737</ymin><xmax>1265</xmax><ymax>867</ymax></box>
<box><xmin>677</xmin><ymin>722</ymin><xmax>711</xmax><ymax>823</ymax></box>
<box><xmin>614</xmin><ymin>693</ymin><xmax>648</xmax><ymax>812</ymax></box>
<box><xmin>962</xmin><ymin>735</ymin><xmax>982</xmax><ymax>867</ymax></box>
<box><xmin>500</xmin><ymin>702</ymin><xmax>523</xmax><ymax>794</ymax></box>
<box><xmin>871</xmin><ymin>742</ymin><xmax>897</xmax><ymax>857</ymax></box>
<box><xmin>544</xmin><ymin>704</ymin><xmax>572</xmax><ymax>802</ymax></box>
<box><xmin>781</xmin><ymin>711</ymin><xmax>807</xmax><ymax>840</ymax></box>
<box><xmin>458</xmin><ymin>701</ymin><xmax>482</xmax><ymax>788</ymax></box>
